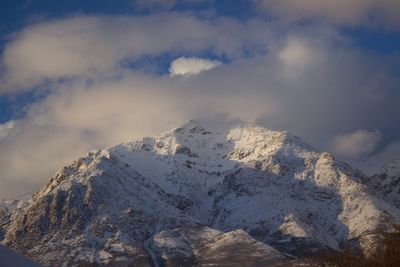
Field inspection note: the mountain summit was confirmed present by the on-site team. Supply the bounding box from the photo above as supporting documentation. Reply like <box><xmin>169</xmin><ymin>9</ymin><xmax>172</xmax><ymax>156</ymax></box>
<box><xmin>1</xmin><ymin>120</ymin><xmax>400</xmax><ymax>266</ymax></box>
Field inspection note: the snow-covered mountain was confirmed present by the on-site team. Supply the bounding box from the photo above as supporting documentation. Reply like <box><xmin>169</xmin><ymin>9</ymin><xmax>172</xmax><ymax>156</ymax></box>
<box><xmin>1</xmin><ymin>120</ymin><xmax>400</xmax><ymax>266</ymax></box>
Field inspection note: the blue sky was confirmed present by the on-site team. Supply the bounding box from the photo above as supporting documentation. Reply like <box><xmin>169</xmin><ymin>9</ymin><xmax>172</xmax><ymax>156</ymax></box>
<box><xmin>0</xmin><ymin>0</ymin><xmax>400</xmax><ymax>198</ymax></box>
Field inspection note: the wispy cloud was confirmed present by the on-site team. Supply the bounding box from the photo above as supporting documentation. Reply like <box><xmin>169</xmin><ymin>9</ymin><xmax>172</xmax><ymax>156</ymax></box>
<box><xmin>255</xmin><ymin>0</ymin><xmax>400</xmax><ymax>30</ymax></box>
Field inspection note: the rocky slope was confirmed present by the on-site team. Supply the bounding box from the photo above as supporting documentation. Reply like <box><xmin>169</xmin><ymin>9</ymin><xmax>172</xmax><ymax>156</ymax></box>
<box><xmin>1</xmin><ymin>120</ymin><xmax>400</xmax><ymax>266</ymax></box>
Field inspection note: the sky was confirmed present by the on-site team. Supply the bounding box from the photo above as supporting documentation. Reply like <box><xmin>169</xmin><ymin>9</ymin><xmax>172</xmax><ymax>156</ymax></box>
<box><xmin>0</xmin><ymin>0</ymin><xmax>400</xmax><ymax>199</ymax></box>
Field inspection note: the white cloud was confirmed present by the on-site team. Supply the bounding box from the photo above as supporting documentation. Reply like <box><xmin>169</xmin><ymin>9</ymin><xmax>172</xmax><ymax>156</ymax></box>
<box><xmin>333</xmin><ymin>130</ymin><xmax>382</xmax><ymax>158</ymax></box>
<box><xmin>169</xmin><ymin>57</ymin><xmax>222</xmax><ymax>76</ymax></box>
<box><xmin>0</xmin><ymin>120</ymin><xmax>16</xmax><ymax>141</ymax></box>
<box><xmin>0</xmin><ymin>14</ymin><xmax>270</xmax><ymax>92</ymax></box>
<box><xmin>255</xmin><ymin>0</ymin><xmax>400</xmax><ymax>29</ymax></box>
<box><xmin>278</xmin><ymin>38</ymin><xmax>313</xmax><ymax>67</ymax></box>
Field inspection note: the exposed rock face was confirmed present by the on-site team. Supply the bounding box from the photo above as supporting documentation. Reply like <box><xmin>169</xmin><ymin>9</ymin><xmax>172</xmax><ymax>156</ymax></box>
<box><xmin>2</xmin><ymin>120</ymin><xmax>400</xmax><ymax>266</ymax></box>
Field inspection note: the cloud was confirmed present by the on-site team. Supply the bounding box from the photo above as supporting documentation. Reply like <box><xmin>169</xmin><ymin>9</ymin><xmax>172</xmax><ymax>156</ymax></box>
<box><xmin>0</xmin><ymin>14</ymin><xmax>270</xmax><ymax>92</ymax></box>
<box><xmin>348</xmin><ymin>139</ymin><xmax>400</xmax><ymax>175</ymax></box>
<box><xmin>134</xmin><ymin>0</ymin><xmax>177</xmax><ymax>11</ymax></box>
<box><xmin>333</xmin><ymin>130</ymin><xmax>382</xmax><ymax>158</ymax></box>
<box><xmin>278</xmin><ymin>38</ymin><xmax>309</xmax><ymax>66</ymax></box>
<box><xmin>277</xmin><ymin>37</ymin><xmax>319</xmax><ymax>69</ymax></box>
<box><xmin>0</xmin><ymin>120</ymin><xmax>16</xmax><ymax>141</ymax></box>
<box><xmin>169</xmin><ymin>57</ymin><xmax>222</xmax><ymax>76</ymax></box>
<box><xmin>0</xmin><ymin>14</ymin><xmax>400</xmax><ymax>198</ymax></box>
<box><xmin>133</xmin><ymin>0</ymin><xmax>212</xmax><ymax>11</ymax></box>
<box><xmin>255</xmin><ymin>0</ymin><xmax>400</xmax><ymax>29</ymax></box>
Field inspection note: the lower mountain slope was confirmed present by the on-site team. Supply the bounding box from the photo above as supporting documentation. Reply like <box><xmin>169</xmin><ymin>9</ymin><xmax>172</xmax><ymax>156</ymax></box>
<box><xmin>147</xmin><ymin>226</ymin><xmax>286</xmax><ymax>267</ymax></box>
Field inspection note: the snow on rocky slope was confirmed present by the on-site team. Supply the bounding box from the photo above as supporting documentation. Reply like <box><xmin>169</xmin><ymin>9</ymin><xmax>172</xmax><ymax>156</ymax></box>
<box><xmin>0</xmin><ymin>194</ymin><xmax>30</xmax><ymax>240</ymax></box>
<box><xmin>366</xmin><ymin>159</ymin><xmax>400</xmax><ymax>210</ymax></box>
<box><xmin>2</xmin><ymin>120</ymin><xmax>400</xmax><ymax>266</ymax></box>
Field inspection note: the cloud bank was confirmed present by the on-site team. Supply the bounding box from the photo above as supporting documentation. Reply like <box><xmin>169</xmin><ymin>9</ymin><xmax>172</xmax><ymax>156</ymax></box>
<box><xmin>1</xmin><ymin>14</ymin><xmax>269</xmax><ymax>92</ymax></box>
<box><xmin>255</xmin><ymin>0</ymin><xmax>400</xmax><ymax>29</ymax></box>
<box><xmin>333</xmin><ymin>129</ymin><xmax>382</xmax><ymax>158</ymax></box>
<box><xmin>0</xmin><ymin>13</ymin><xmax>399</xmax><ymax>198</ymax></box>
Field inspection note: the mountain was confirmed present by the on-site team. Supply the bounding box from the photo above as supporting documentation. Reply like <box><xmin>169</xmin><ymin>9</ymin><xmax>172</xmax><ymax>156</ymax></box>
<box><xmin>1</xmin><ymin>120</ymin><xmax>400</xmax><ymax>266</ymax></box>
